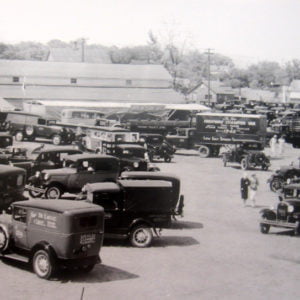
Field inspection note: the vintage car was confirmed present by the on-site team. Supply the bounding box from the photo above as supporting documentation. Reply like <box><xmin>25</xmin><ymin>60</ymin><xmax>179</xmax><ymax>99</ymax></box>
<box><xmin>268</xmin><ymin>164</ymin><xmax>300</xmax><ymax>192</ymax></box>
<box><xmin>0</xmin><ymin>200</ymin><xmax>104</xmax><ymax>279</ymax></box>
<box><xmin>140</xmin><ymin>133</ymin><xmax>175</xmax><ymax>162</ymax></box>
<box><xmin>26</xmin><ymin>154</ymin><xmax>120</xmax><ymax>199</ymax></box>
<box><xmin>166</xmin><ymin>128</ymin><xmax>197</xmax><ymax>150</ymax></box>
<box><xmin>259</xmin><ymin>185</ymin><xmax>300</xmax><ymax>235</ymax></box>
<box><xmin>0</xmin><ymin>111</ymin><xmax>75</xmax><ymax>145</ymax></box>
<box><xmin>81</xmin><ymin>176</ymin><xmax>184</xmax><ymax>247</ymax></box>
<box><xmin>0</xmin><ymin>165</ymin><xmax>27</xmax><ymax>211</ymax></box>
<box><xmin>222</xmin><ymin>144</ymin><xmax>270</xmax><ymax>170</ymax></box>
<box><xmin>103</xmin><ymin>143</ymin><xmax>159</xmax><ymax>172</ymax></box>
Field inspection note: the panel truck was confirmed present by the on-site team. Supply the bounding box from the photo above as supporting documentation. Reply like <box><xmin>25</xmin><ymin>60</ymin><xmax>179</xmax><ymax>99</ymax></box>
<box><xmin>167</xmin><ymin>113</ymin><xmax>267</xmax><ymax>157</ymax></box>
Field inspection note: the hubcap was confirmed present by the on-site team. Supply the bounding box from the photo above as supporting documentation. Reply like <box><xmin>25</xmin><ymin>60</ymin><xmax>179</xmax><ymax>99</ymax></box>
<box><xmin>36</xmin><ymin>254</ymin><xmax>49</xmax><ymax>275</ymax></box>
<box><xmin>135</xmin><ymin>229</ymin><xmax>148</xmax><ymax>243</ymax></box>
<box><xmin>48</xmin><ymin>189</ymin><xmax>59</xmax><ymax>198</ymax></box>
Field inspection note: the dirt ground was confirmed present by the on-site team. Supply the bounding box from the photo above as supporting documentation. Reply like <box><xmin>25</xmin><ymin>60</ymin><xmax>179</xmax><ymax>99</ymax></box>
<box><xmin>1</xmin><ymin>140</ymin><xmax>300</xmax><ymax>300</ymax></box>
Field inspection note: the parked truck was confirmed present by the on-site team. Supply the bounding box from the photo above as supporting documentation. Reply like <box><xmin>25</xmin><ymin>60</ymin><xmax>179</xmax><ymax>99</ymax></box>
<box><xmin>166</xmin><ymin>113</ymin><xmax>267</xmax><ymax>157</ymax></box>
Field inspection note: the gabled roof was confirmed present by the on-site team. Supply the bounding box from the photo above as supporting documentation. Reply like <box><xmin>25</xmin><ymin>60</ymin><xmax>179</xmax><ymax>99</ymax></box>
<box><xmin>48</xmin><ymin>47</ymin><xmax>111</xmax><ymax>63</ymax></box>
<box><xmin>0</xmin><ymin>60</ymin><xmax>171</xmax><ymax>80</ymax></box>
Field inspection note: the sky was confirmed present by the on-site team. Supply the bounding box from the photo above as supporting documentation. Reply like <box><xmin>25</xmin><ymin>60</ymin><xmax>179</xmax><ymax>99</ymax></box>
<box><xmin>0</xmin><ymin>0</ymin><xmax>299</xmax><ymax>66</ymax></box>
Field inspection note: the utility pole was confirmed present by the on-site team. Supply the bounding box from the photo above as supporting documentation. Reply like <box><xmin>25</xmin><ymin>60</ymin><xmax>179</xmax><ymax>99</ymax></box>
<box><xmin>205</xmin><ymin>48</ymin><xmax>214</xmax><ymax>106</ymax></box>
<box><xmin>74</xmin><ymin>38</ymin><xmax>88</xmax><ymax>62</ymax></box>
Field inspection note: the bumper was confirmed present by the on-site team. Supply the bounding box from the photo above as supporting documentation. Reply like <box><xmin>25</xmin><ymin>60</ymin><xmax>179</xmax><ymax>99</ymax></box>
<box><xmin>260</xmin><ymin>219</ymin><xmax>298</xmax><ymax>229</ymax></box>
<box><xmin>25</xmin><ymin>184</ymin><xmax>46</xmax><ymax>194</ymax></box>
<box><xmin>58</xmin><ymin>255</ymin><xmax>101</xmax><ymax>268</ymax></box>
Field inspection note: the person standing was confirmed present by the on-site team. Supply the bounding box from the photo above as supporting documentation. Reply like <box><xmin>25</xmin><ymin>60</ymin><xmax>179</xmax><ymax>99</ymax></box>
<box><xmin>240</xmin><ymin>172</ymin><xmax>250</xmax><ymax>206</ymax></box>
<box><xmin>249</xmin><ymin>174</ymin><xmax>259</xmax><ymax>207</ymax></box>
<box><xmin>278</xmin><ymin>135</ymin><xmax>285</xmax><ymax>157</ymax></box>
<box><xmin>270</xmin><ymin>135</ymin><xmax>277</xmax><ymax>157</ymax></box>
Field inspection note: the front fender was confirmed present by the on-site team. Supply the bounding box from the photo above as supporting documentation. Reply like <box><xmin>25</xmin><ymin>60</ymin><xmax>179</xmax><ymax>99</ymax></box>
<box><xmin>260</xmin><ymin>208</ymin><xmax>276</xmax><ymax>220</ymax></box>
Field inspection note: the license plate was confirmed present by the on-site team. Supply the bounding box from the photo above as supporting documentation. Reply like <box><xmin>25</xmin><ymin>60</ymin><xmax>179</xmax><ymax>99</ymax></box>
<box><xmin>80</xmin><ymin>233</ymin><xmax>96</xmax><ymax>245</ymax></box>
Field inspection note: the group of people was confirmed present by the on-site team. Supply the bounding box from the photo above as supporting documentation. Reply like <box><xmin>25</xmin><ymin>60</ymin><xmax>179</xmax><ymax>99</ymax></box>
<box><xmin>240</xmin><ymin>172</ymin><xmax>259</xmax><ymax>207</ymax></box>
<box><xmin>270</xmin><ymin>135</ymin><xmax>285</xmax><ymax>157</ymax></box>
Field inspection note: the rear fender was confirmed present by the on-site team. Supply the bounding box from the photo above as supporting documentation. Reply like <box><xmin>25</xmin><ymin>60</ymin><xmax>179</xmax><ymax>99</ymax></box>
<box><xmin>129</xmin><ymin>218</ymin><xmax>154</xmax><ymax>232</ymax></box>
<box><xmin>30</xmin><ymin>241</ymin><xmax>57</xmax><ymax>261</ymax></box>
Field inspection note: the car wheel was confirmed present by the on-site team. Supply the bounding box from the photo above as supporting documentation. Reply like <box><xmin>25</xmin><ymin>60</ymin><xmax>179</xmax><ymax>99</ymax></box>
<box><xmin>32</xmin><ymin>249</ymin><xmax>56</xmax><ymax>279</ymax></box>
<box><xmin>241</xmin><ymin>158</ymin><xmax>249</xmax><ymax>170</ymax></box>
<box><xmin>260</xmin><ymin>223</ymin><xmax>270</xmax><ymax>234</ymax></box>
<box><xmin>0</xmin><ymin>227</ymin><xmax>9</xmax><ymax>252</ymax></box>
<box><xmin>15</xmin><ymin>131</ymin><xmax>24</xmax><ymax>142</ymax></box>
<box><xmin>52</xmin><ymin>135</ymin><xmax>62</xmax><ymax>145</ymax></box>
<box><xmin>45</xmin><ymin>186</ymin><xmax>62</xmax><ymax>199</ymax></box>
<box><xmin>269</xmin><ymin>178</ymin><xmax>284</xmax><ymax>192</ymax></box>
<box><xmin>198</xmin><ymin>145</ymin><xmax>210</xmax><ymax>158</ymax></box>
<box><xmin>129</xmin><ymin>225</ymin><xmax>153</xmax><ymax>248</ymax></box>
<box><xmin>164</xmin><ymin>155</ymin><xmax>171</xmax><ymax>163</ymax></box>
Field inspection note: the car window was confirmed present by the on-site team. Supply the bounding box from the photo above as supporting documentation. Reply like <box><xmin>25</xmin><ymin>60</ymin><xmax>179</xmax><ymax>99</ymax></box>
<box><xmin>13</xmin><ymin>207</ymin><xmax>27</xmax><ymax>223</ymax></box>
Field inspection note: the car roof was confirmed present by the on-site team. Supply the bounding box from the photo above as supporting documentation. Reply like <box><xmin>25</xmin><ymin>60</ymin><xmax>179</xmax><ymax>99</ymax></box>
<box><xmin>119</xmin><ymin>179</ymin><xmax>172</xmax><ymax>188</ymax></box>
<box><xmin>13</xmin><ymin>199</ymin><xmax>104</xmax><ymax>213</ymax></box>
<box><xmin>39</xmin><ymin>148</ymin><xmax>82</xmax><ymax>153</ymax></box>
<box><xmin>65</xmin><ymin>153</ymin><xmax>117</xmax><ymax>161</ymax></box>
<box><xmin>116</xmin><ymin>144</ymin><xmax>145</xmax><ymax>149</ymax></box>
<box><xmin>0</xmin><ymin>165</ymin><xmax>26</xmax><ymax>175</ymax></box>
<box><xmin>120</xmin><ymin>171</ymin><xmax>180</xmax><ymax>181</ymax></box>
<box><xmin>85</xmin><ymin>182</ymin><xmax>121</xmax><ymax>193</ymax></box>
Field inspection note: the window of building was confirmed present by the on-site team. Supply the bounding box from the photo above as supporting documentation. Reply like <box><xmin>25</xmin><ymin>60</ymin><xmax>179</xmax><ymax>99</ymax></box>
<box><xmin>126</xmin><ymin>79</ymin><xmax>132</xmax><ymax>86</ymax></box>
<box><xmin>12</xmin><ymin>77</ymin><xmax>19</xmax><ymax>83</ymax></box>
<box><xmin>71</xmin><ymin>78</ymin><xmax>77</xmax><ymax>84</ymax></box>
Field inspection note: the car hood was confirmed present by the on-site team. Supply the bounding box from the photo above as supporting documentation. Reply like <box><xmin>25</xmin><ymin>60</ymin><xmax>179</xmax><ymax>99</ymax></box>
<box><xmin>42</xmin><ymin>167</ymin><xmax>76</xmax><ymax>175</ymax></box>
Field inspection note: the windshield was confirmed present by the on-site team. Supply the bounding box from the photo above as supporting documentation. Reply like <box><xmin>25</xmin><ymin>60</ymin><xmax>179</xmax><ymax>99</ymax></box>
<box><xmin>120</xmin><ymin>148</ymin><xmax>145</xmax><ymax>158</ymax></box>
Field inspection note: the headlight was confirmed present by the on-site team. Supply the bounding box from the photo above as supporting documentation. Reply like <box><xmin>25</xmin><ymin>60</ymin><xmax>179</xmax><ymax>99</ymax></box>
<box><xmin>133</xmin><ymin>162</ymin><xmax>139</xmax><ymax>168</ymax></box>
<box><xmin>288</xmin><ymin>205</ymin><xmax>294</xmax><ymax>213</ymax></box>
<box><xmin>35</xmin><ymin>171</ymin><xmax>41</xmax><ymax>178</ymax></box>
<box><xmin>44</xmin><ymin>173</ymin><xmax>50</xmax><ymax>180</ymax></box>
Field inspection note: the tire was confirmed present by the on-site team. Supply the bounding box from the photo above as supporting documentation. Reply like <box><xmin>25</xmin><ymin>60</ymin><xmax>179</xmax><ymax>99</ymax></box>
<box><xmin>164</xmin><ymin>155</ymin><xmax>171</xmax><ymax>163</ymax></box>
<box><xmin>261</xmin><ymin>164</ymin><xmax>269</xmax><ymax>171</ymax></box>
<box><xmin>32</xmin><ymin>249</ymin><xmax>56</xmax><ymax>279</ymax></box>
<box><xmin>45</xmin><ymin>186</ymin><xmax>62</xmax><ymax>199</ymax></box>
<box><xmin>198</xmin><ymin>145</ymin><xmax>210</xmax><ymax>158</ymax></box>
<box><xmin>25</xmin><ymin>125</ymin><xmax>34</xmax><ymax>137</ymax></box>
<box><xmin>269</xmin><ymin>178</ymin><xmax>284</xmax><ymax>192</ymax></box>
<box><xmin>15</xmin><ymin>131</ymin><xmax>24</xmax><ymax>142</ymax></box>
<box><xmin>0</xmin><ymin>227</ymin><xmax>9</xmax><ymax>253</ymax></box>
<box><xmin>52</xmin><ymin>135</ymin><xmax>62</xmax><ymax>146</ymax></box>
<box><xmin>129</xmin><ymin>225</ymin><xmax>153</xmax><ymax>248</ymax></box>
<box><xmin>260</xmin><ymin>223</ymin><xmax>270</xmax><ymax>234</ymax></box>
<box><xmin>241</xmin><ymin>158</ymin><xmax>249</xmax><ymax>170</ymax></box>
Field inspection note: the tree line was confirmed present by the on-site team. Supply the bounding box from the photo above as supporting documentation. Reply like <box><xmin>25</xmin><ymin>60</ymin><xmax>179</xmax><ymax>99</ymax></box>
<box><xmin>1</xmin><ymin>37</ymin><xmax>300</xmax><ymax>95</ymax></box>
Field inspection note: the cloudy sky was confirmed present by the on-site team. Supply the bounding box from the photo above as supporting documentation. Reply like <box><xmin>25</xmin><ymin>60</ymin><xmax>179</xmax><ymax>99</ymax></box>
<box><xmin>0</xmin><ymin>0</ymin><xmax>299</xmax><ymax>64</ymax></box>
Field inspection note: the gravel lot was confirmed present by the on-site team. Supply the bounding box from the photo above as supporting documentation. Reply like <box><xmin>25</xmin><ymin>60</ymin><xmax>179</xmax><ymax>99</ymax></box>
<box><xmin>1</xmin><ymin>141</ymin><xmax>300</xmax><ymax>300</ymax></box>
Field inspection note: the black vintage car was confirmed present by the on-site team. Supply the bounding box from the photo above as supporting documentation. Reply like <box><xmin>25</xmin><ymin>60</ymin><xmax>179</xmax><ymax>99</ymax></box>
<box><xmin>268</xmin><ymin>164</ymin><xmax>300</xmax><ymax>192</ymax></box>
<box><xmin>140</xmin><ymin>133</ymin><xmax>175</xmax><ymax>162</ymax></box>
<box><xmin>0</xmin><ymin>165</ymin><xmax>27</xmax><ymax>211</ymax></box>
<box><xmin>82</xmin><ymin>176</ymin><xmax>184</xmax><ymax>247</ymax></box>
<box><xmin>222</xmin><ymin>144</ymin><xmax>270</xmax><ymax>170</ymax></box>
<box><xmin>26</xmin><ymin>154</ymin><xmax>120</xmax><ymax>199</ymax></box>
<box><xmin>259</xmin><ymin>184</ymin><xmax>300</xmax><ymax>235</ymax></box>
<box><xmin>0</xmin><ymin>111</ymin><xmax>75</xmax><ymax>145</ymax></box>
<box><xmin>104</xmin><ymin>143</ymin><xmax>159</xmax><ymax>172</ymax></box>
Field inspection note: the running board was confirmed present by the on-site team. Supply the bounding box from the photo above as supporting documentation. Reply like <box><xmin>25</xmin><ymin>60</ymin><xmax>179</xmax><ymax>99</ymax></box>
<box><xmin>1</xmin><ymin>253</ymin><xmax>29</xmax><ymax>263</ymax></box>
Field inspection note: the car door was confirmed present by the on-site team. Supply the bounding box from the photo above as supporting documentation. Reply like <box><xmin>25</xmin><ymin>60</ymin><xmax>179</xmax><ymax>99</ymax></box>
<box><xmin>12</xmin><ymin>206</ymin><xmax>29</xmax><ymax>250</ymax></box>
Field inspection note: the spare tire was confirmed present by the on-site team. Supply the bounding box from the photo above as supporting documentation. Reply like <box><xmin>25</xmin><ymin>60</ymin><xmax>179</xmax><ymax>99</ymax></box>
<box><xmin>25</xmin><ymin>125</ymin><xmax>34</xmax><ymax>136</ymax></box>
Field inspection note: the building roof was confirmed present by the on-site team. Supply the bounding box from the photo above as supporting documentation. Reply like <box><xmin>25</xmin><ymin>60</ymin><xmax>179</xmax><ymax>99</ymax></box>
<box><xmin>0</xmin><ymin>59</ymin><xmax>171</xmax><ymax>80</ymax></box>
<box><xmin>240</xmin><ymin>88</ymin><xmax>276</xmax><ymax>102</ymax></box>
<box><xmin>47</xmin><ymin>47</ymin><xmax>111</xmax><ymax>63</ymax></box>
